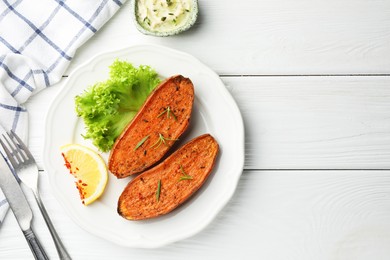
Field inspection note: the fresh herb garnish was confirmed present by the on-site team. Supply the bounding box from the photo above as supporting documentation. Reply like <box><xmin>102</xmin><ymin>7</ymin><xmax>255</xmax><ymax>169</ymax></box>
<box><xmin>178</xmin><ymin>165</ymin><xmax>193</xmax><ymax>182</ymax></box>
<box><xmin>161</xmin><ymin>16</ymin><xmax>167</xmax><ymax>21</ymax></box>
<box><xmin>134</xmin><ymin>135</ymin><xmax>149</xmax><ymax>151</ymax></box>
<box><xmin>143</xmin><ymin>17</ymin><xmax>151</xmax><ymax>26</ymax></box>
<box><xmin>157</xmin><ymin>106</ymin><xmax>177</xmax><ymax>120</ymax></box>
<box><xmin>150</xmin><ymin>133</ymin><xmax>178</xmax><ymax>149</ymax></box>
<box><xmin>166</xmin><ymin>0</ymin><xmax>173</xmax><ymax>6</ymax></box>
<box><xmin>156</xmin><ymin>179</ymin><xmax>161</xmax><ymax>201</ymax></box>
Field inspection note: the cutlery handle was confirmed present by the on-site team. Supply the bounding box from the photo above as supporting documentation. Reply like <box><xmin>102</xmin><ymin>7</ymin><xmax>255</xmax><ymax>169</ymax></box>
<box><xmin>23</xmin><ymin>228</ymin><xmax>49</xmax><ymax>260</ymax></box>
<box><xmin>34</xmin><ymin>191</ymin><xmax>72</xmax><ymax>260</ymax></box>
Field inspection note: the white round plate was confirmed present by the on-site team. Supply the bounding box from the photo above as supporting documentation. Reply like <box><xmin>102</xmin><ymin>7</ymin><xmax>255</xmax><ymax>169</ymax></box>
<box><xmin>43</xmin><ymin>44</ymin><xmax>244</xmax><ymax>248</ymax></box>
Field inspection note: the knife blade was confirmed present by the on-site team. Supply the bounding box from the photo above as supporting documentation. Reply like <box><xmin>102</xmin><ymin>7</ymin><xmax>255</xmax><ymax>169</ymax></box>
<box><xmin>0</xmin><ymin>155</ymin><xmax>32</xmax><ymax>230</ymax></box>
<box><xmin>0</xmin><ymin>155</ymin><xmax>48</xmax><ymax>260</ymax></box>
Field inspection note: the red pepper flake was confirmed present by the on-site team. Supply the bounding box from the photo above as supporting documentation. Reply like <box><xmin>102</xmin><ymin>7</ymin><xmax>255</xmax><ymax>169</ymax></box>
<box><xmin>75</xmin><ymin>181</ymin><xmax>86</xmax><ymax>201</ymax></box>
<box><xmin>61</xmin><ymin>153</ymin><xmax>73</xmax><ymax>174</ymax></box>
<box><xmin>65</xmin><ymin>157</ymin><xmax>91</xmax><ymax>205</ymax></box>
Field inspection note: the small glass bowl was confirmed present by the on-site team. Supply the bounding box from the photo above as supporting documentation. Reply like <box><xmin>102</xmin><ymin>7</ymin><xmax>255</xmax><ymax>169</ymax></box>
<box><xmin>131</xmin><ymin>0</ymin><xmax>199</xmax><ymax>37</ymax></box>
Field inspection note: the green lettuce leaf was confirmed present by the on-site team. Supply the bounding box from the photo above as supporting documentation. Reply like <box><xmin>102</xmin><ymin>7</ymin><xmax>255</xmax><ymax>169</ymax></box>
<box><xmin>75</xmin><ymin>60</ymin><xmax>161</xmax><ymax>152</ymax></box>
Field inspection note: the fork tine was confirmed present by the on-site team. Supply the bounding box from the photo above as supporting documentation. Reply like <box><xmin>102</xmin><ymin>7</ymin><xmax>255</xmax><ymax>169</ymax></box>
<box><xmin>7</xmin><ymin>131</ymin><xmax>29</xmax><ymax>161</ymax></box>
<box><xmin>10</xmin><ymin>131</ymin><xmax>34</xmax><ymax>161</ymax></box>
<box><xmin>0</xmin><ymin>134</ymin><xmax>18</xmax><ymax>167</ymax></box>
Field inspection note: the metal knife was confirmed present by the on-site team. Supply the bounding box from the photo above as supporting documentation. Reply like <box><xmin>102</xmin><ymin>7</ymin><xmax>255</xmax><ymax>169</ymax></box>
<box><xmin>0</xmin><ymin>155</ymin><xmax>48</xmax><ymax>260</ymax></box>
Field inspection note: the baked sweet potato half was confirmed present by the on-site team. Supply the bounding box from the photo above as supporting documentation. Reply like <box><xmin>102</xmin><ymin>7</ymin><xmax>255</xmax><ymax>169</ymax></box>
<box><xmin>118</xmin><ymin>134</ymin><xmax>219</xmax><ymax>220</ymax></box>
<box><xmin>108</xmin><ymin>75</ymin><xmax>194</xmax><ymax>178</ymax></box>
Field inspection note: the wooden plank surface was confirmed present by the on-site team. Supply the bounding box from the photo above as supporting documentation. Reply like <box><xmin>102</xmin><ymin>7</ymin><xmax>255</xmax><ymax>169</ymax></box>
<box><xmin>4</xmin><ymin>0</ymin><xmax>390</xmax><ymax>258</ymax></box>
<box><xmin>1</xmin><ymin>170</ymin><xmax>389</xmax><ymax>260</ymax></box>
<box><xmin>27</xmin><ymin>76</ymin><xmax>390</xmax><ymax>170</ymax></box>
<box><xmin>226</xmin><ymin>76</ymin><xmax>390</xmax><ymax>170</ymax></box>
<box><xmin>66</xmin><ymin>0</ymin><xmax>390</xmax><ymax>75</ymax></box>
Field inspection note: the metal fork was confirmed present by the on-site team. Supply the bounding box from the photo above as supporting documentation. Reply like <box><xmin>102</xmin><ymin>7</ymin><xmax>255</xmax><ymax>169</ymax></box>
<box><xmin>0</xmin><ymin>131</ymin><xmax>71</xmax><ymax>260</ymax></box>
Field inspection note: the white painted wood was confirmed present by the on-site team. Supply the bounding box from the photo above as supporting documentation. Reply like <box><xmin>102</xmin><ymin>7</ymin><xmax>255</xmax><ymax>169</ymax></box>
<box><xmin>1</xmin><ymin>170</ymin><xmax>389</xmax><ymax>260</ymax></box>
<box><xmin>27</xmin><ymin>76</ymin><xmax>390</xmax><ymax>170</ymax></box>
<box><xmin>65</xmin><ymin>0</ymin><xmax>390</xmax><ymax>75</ymax></box>
<box><xmin>225</xmin><ymin>76</ymin><xmax>390</xmax><ymax>169</ymax></box>
<box><xmin>4</xmin><ymin>0</ymin><xmax>390</xmax><ymax>258</ymax></box>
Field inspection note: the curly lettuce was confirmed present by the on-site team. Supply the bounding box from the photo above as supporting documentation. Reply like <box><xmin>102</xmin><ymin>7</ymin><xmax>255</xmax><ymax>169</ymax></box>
<box><xmin>75</xmin><ymin>60</ymin><xmax>161</xmax><ymax>152</ymax></box>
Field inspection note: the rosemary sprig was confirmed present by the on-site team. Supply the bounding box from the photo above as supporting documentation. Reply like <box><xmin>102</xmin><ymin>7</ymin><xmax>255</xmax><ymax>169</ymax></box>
<box><xmin>156</xmin><ymin>179</ymin><xmax>161</xmax><ymax>201</ymax></box>
<box><xmin>178</xmin><ymin>165</ymin><xmax>193</xmax><ymax>182</ymax></box>
<box><xmin>157</xmin><ymin>106</ymin><xmax>177</xmax><ymax>121</ymax></box>
<box><xmin>134</xmin><ymin>135</ymin><xmax>149</xmax><ymax>151</ymax></box>
<box><xmin>150</xmin><ymin>133</ymin><xmax>178</xmax><ymax>149</ymax></box>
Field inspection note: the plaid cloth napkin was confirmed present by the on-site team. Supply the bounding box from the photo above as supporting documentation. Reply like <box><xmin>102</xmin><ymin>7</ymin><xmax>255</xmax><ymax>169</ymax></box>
<box><xmin>0</xmin><ymin>0</ymin><xmax>126</xmax><ymax>227</ymax></box>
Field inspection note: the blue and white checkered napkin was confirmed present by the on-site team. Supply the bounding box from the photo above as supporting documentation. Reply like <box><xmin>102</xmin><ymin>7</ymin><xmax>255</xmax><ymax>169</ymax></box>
<box><xmin>0</xmin><ymin>0</ymin><xmax>126</xmax><ymax>227</ymax></box>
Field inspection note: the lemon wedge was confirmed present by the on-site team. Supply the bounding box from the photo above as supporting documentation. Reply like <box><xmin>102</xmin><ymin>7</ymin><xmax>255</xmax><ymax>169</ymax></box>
<box><xmin>60</xmin><ymin>144</ymin><xmax>108</xmax><ymax>205</ymax></box>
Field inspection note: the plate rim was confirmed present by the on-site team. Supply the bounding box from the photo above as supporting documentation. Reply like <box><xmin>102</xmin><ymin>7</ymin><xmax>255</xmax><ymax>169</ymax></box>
<box><xmin>43</xmin><ymin>44</ymin><xmax>245</xmax><ymax>248</ymax></box>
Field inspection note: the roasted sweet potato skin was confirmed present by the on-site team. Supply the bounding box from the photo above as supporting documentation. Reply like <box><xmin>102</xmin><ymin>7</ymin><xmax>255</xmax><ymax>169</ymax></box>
<box><xmin>118</xmin><ymin>134</ymin><xmax>219</xmax><ymax>220</ymax></box>
<box><xmin>108</xmin><ymin>75</ymin><xmax>194</xmax><ymax>178</ymax></box>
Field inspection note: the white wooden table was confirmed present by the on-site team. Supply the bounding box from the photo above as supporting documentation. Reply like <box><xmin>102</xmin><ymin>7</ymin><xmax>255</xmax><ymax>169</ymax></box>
<box><xmin>2</xmin><ymin>0</ymin><xmax>390</xmax><ymax>259</ymax></box>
